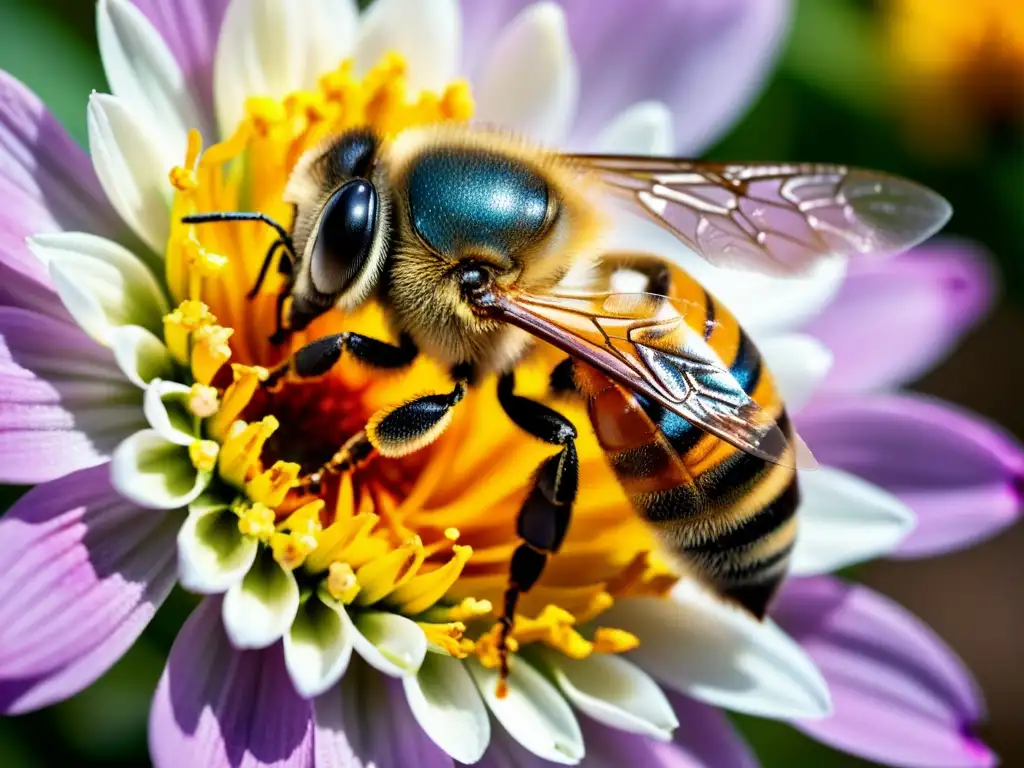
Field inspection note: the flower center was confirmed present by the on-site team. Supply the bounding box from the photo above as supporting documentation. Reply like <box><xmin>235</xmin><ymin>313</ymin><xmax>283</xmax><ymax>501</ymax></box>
<box><xmin>161</xmin><ymin>53</ymin><xmax>677</xmax><ymax>667</ymax></box>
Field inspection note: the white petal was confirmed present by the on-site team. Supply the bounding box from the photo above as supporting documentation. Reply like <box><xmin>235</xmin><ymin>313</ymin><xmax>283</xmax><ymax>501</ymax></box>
<box><xmin>214</xmin><ymin>0</ymin><xmax>360</xmax><ymax>133</ymax></box>
<box><xmin>30</xmin><ymin>232</ymin><xmax>167</xmax><ymax>345</ymax></box>
<box><xmin>474</xmin><ymin>2</ymin><xmax>578</xmax><ymax>144</ymax></box>
<box><xmin>96</xmin><ymin>0</ymin><xmax>207</xmax><ymax>153</ymax></box>
<box><xmin>469</xmin><ymin>657</ymin><xmax>584</xmax><ymax>765</ymax></box>
<box><xmin>595</xmin><ymin>101</ymin><xmax>674</xmax><ymax>155</ymax></box>
<box><xmin>539</xmin><ymin>650</ymin><xmax>678</xmax><ymax>741</ymax></box>
<box><xmin>605</xmin><ymin>583</ymin><xmax>832</xmax><ymax>720</ymax></box>
<box><xmin>87</xmin><ymin>93</ymin><xmax>172</xmax><ymax>255</ymax></box>
<box><xmin>143</xmin><ymin>380</ymin><xmax>197</xmax><ymax>446</ymax></box>
<box><xmin>403</xmin><ymin>653</ymin><xmax>490</xmax><ymax>764</ymax></box>
<box><xmin>355</xmin><ymin>0</ymin><xmax>461</xmax><ymax>93</ymax></box>
<box><xmin>111</xmin><ymin>429</ymin><xmax>210</xmax><ymax>509</ymax></box>
<box><xmin>177</xmin><ymin>496</ymin><xmax>259</xmax><ymax>593</ymax></box>
<box><xmin>109</xmin><ymin>325</ymin><xmax>175</xmax><ymax>388</ymax></box>
<box><xmin>759</xmin><ymin>334</ymin><xmax>833</xmax><ymax>412</ymax></box>
<box><xmin>222</xmin><ymin>546</ymin><xmax>300</xmax><ymax>649</ymax></box>
<box><xmin>708</xmin><ymin>259</ymin><xmax>849</xmax><ymax>340</ymax></box>
<box><xmin>351</xmin><ymin>610</ymin><xmax>427</xmax><ymax>677</ymax></box>
<box><xmin>284</xmin><ymin>593</ymin><xmax>356</xmax><ymax>699</ymax></box>
<box><xmin>303</xmin><ymin>0</ymin><xmax>360</xmax><ymax>89</ymax></box>
<box><xmin>790</xmin><ymin>466</ymin><xmax>916</xmax><ymax>576</ymax></box>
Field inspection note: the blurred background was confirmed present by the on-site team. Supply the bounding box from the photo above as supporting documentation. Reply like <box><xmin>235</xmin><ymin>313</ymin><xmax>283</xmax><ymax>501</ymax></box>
<box><xmin>0</xmin><ymin>0</ymin><xmax>1020</xmax><ymax>765</ymax></box>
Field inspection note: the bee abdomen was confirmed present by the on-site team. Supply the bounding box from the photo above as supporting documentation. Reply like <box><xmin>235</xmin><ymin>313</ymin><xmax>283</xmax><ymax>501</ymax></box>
<box><xmin>684</xmin><ymin>474</ymin><xmax>799</xmax><ymax>618</ymax></box>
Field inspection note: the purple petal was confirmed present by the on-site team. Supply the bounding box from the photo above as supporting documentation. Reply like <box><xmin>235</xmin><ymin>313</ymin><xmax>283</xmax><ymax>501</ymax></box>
<box><xmin>0</xmin><ymin>307</ymin><xmax>145</xmax><ymax>483</ymax></box>
<box><xmin>149</xmin><ymin>597</ymin><xmax>315</xmax><ymax>768</ymax></box>
<box><xmin>0</xmin><ymin>464</ymin><xmax>178</xmax><ymax>714</ymax></box>
<box><xmin>130</xmin><ymin>0</ymin><xmax>231</xmax><ymax>131</ymax></box>
<box><xmin>775</xmin><ymin>577</ymin><xmax>995</xmax><ymax>768</ymax></box>
<box><xmin>314</xmin><ymin>659</ymin><xmax>452</xmax><ymax>768</ymax></box>
<box><xmin>0</xmin><ymin>71</ymin><xmax>127</xmax><ymax>314</ymax></box>
<box><xmin>807</xmin><ymin>243</ymin><xmax>995</xmax><ymax>395</ymax></box>
<box><xmin>459</xmin><ymin>0</ymin><xmax>790</xmax><ymax>153</ymax></box>
<box><xmin>798</xmin><ymin>396</ymin><xmax>1023</xmax><ymax>558</ymax></box>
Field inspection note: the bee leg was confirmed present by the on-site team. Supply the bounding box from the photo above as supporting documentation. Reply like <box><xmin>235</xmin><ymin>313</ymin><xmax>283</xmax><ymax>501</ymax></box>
<box><xmin>548</xmin><ymin>357</ymin><xmax>577</xmax><ymax>397</ymax></box>
<box><xmin>365</xmin><ymin>380</ymin><xmax>467</xmax><ymax>458</ymax></box>
<box><xmin>495</xmin><ymin>371</ymin><xmax>579</xmax><ymax>696</ymax></box>
<box><xmin>302</xmin><ymin>379</ymin><xmax>467</xmax><ymax>491</ymax></box>
<box><xmin>248</xmin><ymin>238</ymin><xmax>294</xmax><ymax>299</ymax></box>
<box><xmin>263</xmin><ymin>331</ymin><xmax>418</xmax><ymax>388</ymax></box>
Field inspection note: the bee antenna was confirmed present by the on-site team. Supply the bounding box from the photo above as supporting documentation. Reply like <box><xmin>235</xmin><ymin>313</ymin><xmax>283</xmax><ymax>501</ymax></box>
<box><xmin>182</xmin><ymin>211</ymin><xmax>293</xmax><ymax>249</ymax></box>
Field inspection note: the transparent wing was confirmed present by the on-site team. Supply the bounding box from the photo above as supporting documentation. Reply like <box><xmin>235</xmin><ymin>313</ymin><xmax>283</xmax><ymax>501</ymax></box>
<box><xmin>576</xmin><ymin>156</ymin><xmax>952</xmax><ymax>275</ymax></box>
<box><xmin>489</xmin><ymin>290</ymin><xmax>815</xmax><ymax>469</ymax></box>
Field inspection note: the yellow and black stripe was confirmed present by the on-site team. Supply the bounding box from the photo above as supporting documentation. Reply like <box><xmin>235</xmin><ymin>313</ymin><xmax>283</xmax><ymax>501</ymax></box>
<box><xmin>587</xmin><ymin>259</ymin><xmax>799</xmax><ymax>619</ymax></box>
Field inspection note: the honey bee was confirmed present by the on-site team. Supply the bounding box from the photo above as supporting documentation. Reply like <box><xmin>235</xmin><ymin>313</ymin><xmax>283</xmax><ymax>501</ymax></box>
<box><xmin>185</xmin><ymin>123</ymin><xmax>950</xmax><ymax>683</ymax></box>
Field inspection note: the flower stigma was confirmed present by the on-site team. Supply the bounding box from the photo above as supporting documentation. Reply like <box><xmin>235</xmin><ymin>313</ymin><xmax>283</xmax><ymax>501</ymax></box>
<box><xmin>162</xmin><ymin>53</ymin><xmax>679</xmax><ymax>691</ymax></box>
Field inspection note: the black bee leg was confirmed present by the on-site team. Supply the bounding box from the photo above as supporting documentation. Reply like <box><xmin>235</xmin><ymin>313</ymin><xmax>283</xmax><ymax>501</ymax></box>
<box><xmin>548</xmin><ymin>357</ymin><xmax>577</xmax><ymax>397</ymax></box>
<box><xmin>495</xmin><ymin>371</ymin><xmax>579</xmax><ymax>695</ymax></box>
<box><xmin>249</xmin><ymin>238</ymin><xmax>294</xmax><ymax>300</ymax></box>
<box><xmin>365</xmin><ymin>380</ymin><xmax>467</xmax><ymax>458</ymax></box>
<box><xmin>263</xmin><ymin>331</ymin><xmax>418</xmax><ymax>388</ymax></box>
<box><xmin>303</xmin><ymin>380</ymin><xmax>467</xmax><ymax>492</ymax></box>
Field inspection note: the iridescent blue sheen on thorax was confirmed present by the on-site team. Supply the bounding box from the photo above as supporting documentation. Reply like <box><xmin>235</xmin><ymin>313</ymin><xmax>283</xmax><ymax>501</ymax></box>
<box><xmin>405</xmin><ymin>147</ymin><xmax>550</xmax><ymax>257</ymax></box>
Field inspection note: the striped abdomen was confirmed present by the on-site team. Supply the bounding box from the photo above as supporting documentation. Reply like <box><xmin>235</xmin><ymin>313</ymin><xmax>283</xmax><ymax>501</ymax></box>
<box><xmin>584</xmin><ymin>266</ymin><xmax>799</xmax><ymax>619</ymax></box>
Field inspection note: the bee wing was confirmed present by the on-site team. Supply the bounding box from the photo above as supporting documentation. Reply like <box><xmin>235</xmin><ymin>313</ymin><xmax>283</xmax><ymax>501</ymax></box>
<box><xmin>575</xmin><ymin>155</ymin><xmax>952</xmax><ymax>275</ymax></box>
<box><xmin>491</xmin><ymin>290</ymin><xmax>815</xmax><ymax>469</ymax></box>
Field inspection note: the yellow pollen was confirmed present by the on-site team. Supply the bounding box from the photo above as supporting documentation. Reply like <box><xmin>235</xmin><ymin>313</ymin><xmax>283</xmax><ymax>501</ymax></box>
<box><xmin>445</xmin><ymin>597</ymin><xmax>494</xmax><ymax>623</ymax></box>
<box><xmin>162</xmin><ymin>300</ymin><xmax>215</xmax><ymax>364</ymax></box>
<box><xmin>187</xmin><ymin>383</ymin><xmax>220</xmax><ymax>418</ymax></box>
<box><xmin>246</xmin><ymin>460</ymin><xmax>301</xmax><ymax>508</ymax></box>
<box><xmin>169</xmin><ymin>165</ymin><xmax>197</xmax><ymax>192</ymax></box>
<box><xmin>326</xmin><ymin>562</ymin><xmax>361</xmax><ymax>603</ymax></box>
<box><xmin>188</xmin><ymin>439</ymin><xmax>220</xmax><ymax>473</ymax></box>
<box><xmin>219</xmin><ymin>416</ymin><xmax>279</xmax><ymax>488</ymax></box>
<box><xmin>418</xmin><ymin>621</ymin><xmax>471</xmax><ymax>658</ymax></box>
<box><xmin>237</xmin><ymin>502</ymin><xmax>276</xmax><ymax>541</ymax></box>
<box><xmin>191</xmin><ymin>324</ymin><xmax>233</xmax><ymax>385</ymax></box>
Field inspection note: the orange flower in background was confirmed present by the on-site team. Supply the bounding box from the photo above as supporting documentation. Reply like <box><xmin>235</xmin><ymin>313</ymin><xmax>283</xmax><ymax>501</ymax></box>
<box><xmin>886</xmin><ymin>0</ymin><xmax>1024</xmax><ymax>153</ymax></box>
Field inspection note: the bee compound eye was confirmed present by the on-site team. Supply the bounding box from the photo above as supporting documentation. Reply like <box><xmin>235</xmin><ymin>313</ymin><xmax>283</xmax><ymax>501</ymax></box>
<box><xmin>309</xmin><ymin>179</ymin><xmax>379</xmax><ymax>297</ymax></box>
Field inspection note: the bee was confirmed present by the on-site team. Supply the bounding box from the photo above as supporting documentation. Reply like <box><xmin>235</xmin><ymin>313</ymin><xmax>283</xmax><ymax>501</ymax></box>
<box><xmin>185</xmin><ymin>123</ymin><xmax>950</xmax><ymax>685</ymax></box>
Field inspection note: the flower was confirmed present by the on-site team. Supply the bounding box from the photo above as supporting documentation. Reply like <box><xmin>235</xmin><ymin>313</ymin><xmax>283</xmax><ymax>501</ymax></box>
<box><xmin>0</xmin><ymin>2</ymin><xmax>1017</xmax><ymax>768</ymax></box>
<box><xmin>885</xmin><ymin>0</ymin><xmax>1024</xmax><ymax>151</ymax></box>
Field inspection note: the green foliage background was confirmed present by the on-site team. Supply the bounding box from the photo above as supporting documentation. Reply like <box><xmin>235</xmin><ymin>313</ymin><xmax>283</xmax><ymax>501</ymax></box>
<box><xmin>0</xmin><ymin>0</ymin><xmax>1019</xmax><ymax>765</ymax></box>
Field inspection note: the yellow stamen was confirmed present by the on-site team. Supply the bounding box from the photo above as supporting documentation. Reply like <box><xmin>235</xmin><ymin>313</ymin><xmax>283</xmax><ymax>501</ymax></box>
<box><xmin>219</xmin><ymin>417</ymin><xmax>279</xmax><ymax>488</ymax></box>
<box><xmin>191</xmin><ymin>324</ymin><xmax>233</xmax><ymax>385</ymax></box>
<box><xmin>187</xmin><ymin>383</ymin><xmax>220</xmax><ymax>418</ymax></box>
<box><xmin>418</xmin><ymin>621</ymin><xmax>471</xmax><ymax>658</ymax></box>
<box><xmin>208</xmin><ymin>364</ymin><xmax>268</xmax><ymax>442</ymax></box>
<box><xmin>387</xmin><ymin>544</ymin><xmax>473</xmax><ymax>616</ymax></box>
<box><xmin>237</xmin><ymin>502</ymin><xmax>276</xmax><ymax>541</ymax></box>
<box><xmin>592</xmin><ymin>627</ymin><xmax>641</xmax><ymax>654</ymax></box>
<box><xmin>305</xmin><ymin>513</ymin><xmax>381</xmax><ymax>574</ymax></box>
<box><xmin>325</xmin><ymin>562</ymin><xmax>361</xmax><ymax>603</ymax></box>
<box><xmin>246</xmin><ymin>460</ymin><xmax>301</xmax><ymax>508</ymax></box>
<box><xmin>188</xmin><ymin>439</ymin><xmax>219</xmax><ymax>473</ymax></box>
<box><xmin>162</xmin><ymin>300</ymin><xmax>215</xmax><ymax>364</ymax></box>
<box><xmin>354</xmin><ymin>536</ymin><xmax>425</xmax><ymax>606</ymax></box>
